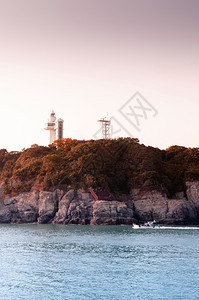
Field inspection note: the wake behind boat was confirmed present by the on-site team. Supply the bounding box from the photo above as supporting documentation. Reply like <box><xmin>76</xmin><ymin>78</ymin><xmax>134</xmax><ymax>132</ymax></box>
<box><xmin>132</xmin><ymin>220</ymin><xmax>160</xmax><ymax>229</ymax></box>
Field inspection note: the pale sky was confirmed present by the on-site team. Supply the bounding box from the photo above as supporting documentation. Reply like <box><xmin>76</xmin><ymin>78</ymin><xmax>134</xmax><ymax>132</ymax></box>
<box><xmin>0</xmin><ymin>0</ymin><xmax>199</xmax><ymax>151</ymax></box>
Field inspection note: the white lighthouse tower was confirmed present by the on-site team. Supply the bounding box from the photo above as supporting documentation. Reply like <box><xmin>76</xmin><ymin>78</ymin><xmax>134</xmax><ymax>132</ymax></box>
<box><xmin>44</xmin><ymin>111</ymin><xmax>64</xmax><ymax>144</ymax></box>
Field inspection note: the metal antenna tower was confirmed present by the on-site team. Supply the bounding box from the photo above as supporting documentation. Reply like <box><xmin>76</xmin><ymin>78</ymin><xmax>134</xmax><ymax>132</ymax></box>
<box><xmin>98</xmin><ymin>117</ymin><xmax>111</xmax><ymax>139</ymax></box>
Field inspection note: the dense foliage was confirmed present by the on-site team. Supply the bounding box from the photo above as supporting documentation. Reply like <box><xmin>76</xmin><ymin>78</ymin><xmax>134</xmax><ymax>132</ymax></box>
<box><xmin>1</xmin><ymin>138</ymin><xmax>199</xmax><ymax>197</ymax></box>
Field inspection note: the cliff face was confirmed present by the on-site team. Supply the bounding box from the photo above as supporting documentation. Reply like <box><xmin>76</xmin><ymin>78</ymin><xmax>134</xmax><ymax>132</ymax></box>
<box><xmin>0</xmin><ymin>182</ymin><xmax>199</xmax><ymax>225</ymax></box>
<box><xmin>0</xmin><ymin>189</ymin><xmax>134</xmax><ymax>225</ymax></box>
<box><xmin>131</xmin><ymin>182</ymin><xmax>199</xmax><ymax>224</ymax></box>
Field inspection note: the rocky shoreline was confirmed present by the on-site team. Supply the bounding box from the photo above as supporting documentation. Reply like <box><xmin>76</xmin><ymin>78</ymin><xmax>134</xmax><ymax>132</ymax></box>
<box><xmin>0</xmin><ymin>181</ymin><xmax>199</xmax><ymax>225</ymax></box>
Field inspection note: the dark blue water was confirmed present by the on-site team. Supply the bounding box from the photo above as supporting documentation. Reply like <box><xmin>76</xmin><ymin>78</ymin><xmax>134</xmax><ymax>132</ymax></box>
<box><xmin>0</xmin><ymin>225</ymin><xmax>199</xmax><ymax>300</ymax></box>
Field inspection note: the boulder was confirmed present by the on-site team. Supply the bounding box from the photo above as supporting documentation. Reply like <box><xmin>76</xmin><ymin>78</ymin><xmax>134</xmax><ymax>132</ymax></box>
<box><xmin>91</xmin><ymin>201</ymin><xmax>133</xmax><ymax>225</ymax></box>
<box><xmin>186</xmin><ymin>181</ymin><xmax>199</xmax><ymax>210</ymax></box>
<box><xmin>53</xmin><ymin>190</ymin><xmax>93</xmax><ymax>224</ymax></box>
<box><xmin>38</xmin><ymin>191</ymin><xmax>59</xmax><ymax>223</ymax></box>
<box><xmin>2</xmin><ymin>192</ymin><xmax>39</xmax><ymax>223</ymax></box>
<box><xmin>132</xmin><ymin>189</ymin><xmax>168</xmax><ymax>222</ymax></box>
<box><xmin>52</xmin><ymin>190</ymin><xmax>75</xmax><ymax>224</ymax></box>
<box><xmin>0</xmin><ymin>203</ymin><xmax>12</xmax><ymax>223</ymax></box>
<box><xmin>166</xmin><ymin>199</ymin><xmax>197</xmax><ymax>224</ymax></box>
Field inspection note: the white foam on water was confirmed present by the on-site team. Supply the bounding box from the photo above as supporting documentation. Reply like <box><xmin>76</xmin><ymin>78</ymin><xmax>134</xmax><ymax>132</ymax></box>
<box><xmin>132</xmin><ymin>226</ymin><xmax>199</xmax><ymax>230</ymax></box>
<box><xmin>159</xmin><ymin>226</ymin><xmax>199</xmax><ymax>230</ymax></box>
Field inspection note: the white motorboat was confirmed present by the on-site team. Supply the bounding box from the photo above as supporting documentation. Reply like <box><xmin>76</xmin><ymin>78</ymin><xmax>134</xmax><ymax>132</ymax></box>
<box><xmin>132</xmin><ymin>220</ymin><xmax>160</xmax><ymax>229</ymax></box>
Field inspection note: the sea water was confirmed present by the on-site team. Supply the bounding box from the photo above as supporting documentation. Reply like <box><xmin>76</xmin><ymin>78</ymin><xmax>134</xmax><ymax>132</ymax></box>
<box><xmin>0</xmin><ymin>225</ymin><xmax>199</xmax><ymax>300</ymax></box>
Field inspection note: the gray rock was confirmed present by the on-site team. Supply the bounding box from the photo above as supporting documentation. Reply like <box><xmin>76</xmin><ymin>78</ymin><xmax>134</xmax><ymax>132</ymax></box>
<box><xmin>91</xmin><ymin>201</ymin><xmax>133</xmax><ymax>225</ymax></box>
<box><xmin>131</xmin><ymin>187</ymin><xmax>199</xmax><ymax>224</ymax></box>
<box><xmin>132</xmin><ymin>190</ymin><xmax>168</xmax><ymax>222</ymax></box>
<box><xmin>1</xmin><ymin>181</ymin><xmax>199</xmax><ymax>225</ymax></box>
<box><xmin>53</xmin><ymin>191</ymin><xmax>134</xmax><ymax>225</ymax></box>
<box><xmin>1</xmin><ymin>192</ymin><xmax>39</xmax><ymax>223</ymax></box>
<box><xmin>53</xmin><ymin>190</ymin><xmax>93</xmax><ymax>224</ymax></box>
<box><xmin>0</xmin><ymin>203</ymin><xmax>12</xmax><ymax>223</ymax></box>
<box><xmin>166</xmin><ymin>199</ymin><xmax>197</xmax><ymax>224</ymax></box>
<box><xmin>52</xmin><ymin>190</ymin><xmax>75</xmax><ymax>224</ymax></box>
<box><xmin>38</xmin><ymin>191</ymin><xmax>59</xmax><ymax>223</ymax></box>
<box><xmin>186</xmin><ymin>181</ymin><xmax>199</xmax><ymax>209</ymax></box>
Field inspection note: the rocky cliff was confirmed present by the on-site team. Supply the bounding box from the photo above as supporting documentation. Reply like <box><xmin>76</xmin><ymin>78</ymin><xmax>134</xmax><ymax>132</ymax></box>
<box><xmin>0</xmin><ymin>188</ymin><xmax>134</xmax><ymax>225</ymax></box>
<box><xmin>132</xmin><ymin>182</ymin><xmax>199</xmax><ymax>224</ymax></box>
<box><xmin>0</xmin><ymin>182</ymin><xmax>199</xmax><ymax>225</ymax></box>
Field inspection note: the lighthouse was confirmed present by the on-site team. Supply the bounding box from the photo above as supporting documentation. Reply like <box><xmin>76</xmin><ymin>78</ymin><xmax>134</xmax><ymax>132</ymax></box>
<box><xmin>44</xmin><ymin>111</ymin><xmax>64</xmax><ymax>144</ymax></box>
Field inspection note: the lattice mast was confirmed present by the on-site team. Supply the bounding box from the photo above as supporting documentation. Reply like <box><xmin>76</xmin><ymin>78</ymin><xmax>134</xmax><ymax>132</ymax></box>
<box><xmin>98</xmin><ymin>117</ymin><xmax>111</xmax><ymax>139</ymax></box>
